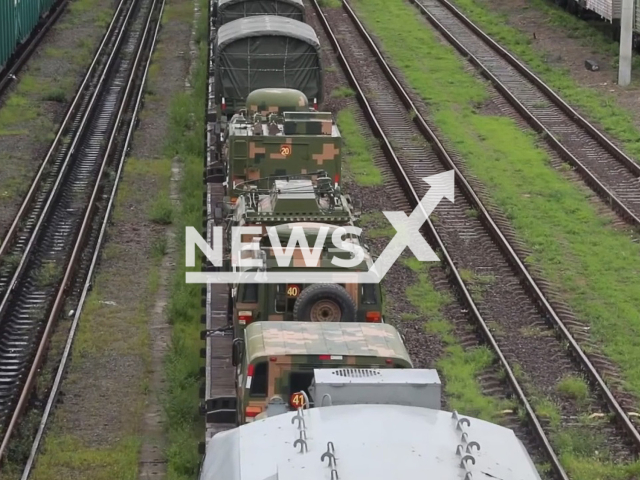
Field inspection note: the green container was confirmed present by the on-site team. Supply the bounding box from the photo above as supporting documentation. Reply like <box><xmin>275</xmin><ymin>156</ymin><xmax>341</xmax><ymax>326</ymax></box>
<box><xmin>1</xmin><ymin>0</ymin><xmax>59</xmax><ymax>69</ymax></box>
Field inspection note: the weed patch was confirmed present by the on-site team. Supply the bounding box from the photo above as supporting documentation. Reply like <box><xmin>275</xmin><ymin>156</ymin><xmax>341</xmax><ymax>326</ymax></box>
<box><xmin>162</xmin><ymin>1</ymin><xmax>208</xmax><ymax>478</ymax></box>
<box><xmin>336</xmin><ymin>108</ymin><xmax>382</xmax><ymax>186</ymax></box>
<box><xmin>331</xmin><ymin>86</ymin><xmax>355</xmax><ymax>98</ymax></box>
<box><xmin>31</xmin><ymin>435</ymin><xmax>140</xmax><ymax>480</ymax></box>
<box><xmin>401</xmin><ymin>260</ymin><xmax>511</xmax><ymax>422</ymax></box>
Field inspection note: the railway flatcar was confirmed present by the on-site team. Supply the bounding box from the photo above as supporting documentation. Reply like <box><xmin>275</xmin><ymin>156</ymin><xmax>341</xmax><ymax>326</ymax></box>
<box><xmin>212</xmin><ymin>0</ymin><xmax>305</xmax><ymax>28</ymax></box>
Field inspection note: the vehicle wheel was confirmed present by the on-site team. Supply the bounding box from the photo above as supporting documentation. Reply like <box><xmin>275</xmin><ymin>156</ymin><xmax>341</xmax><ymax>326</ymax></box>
<box><xmin>292</xmin><ymin>284</ymin><xmax>357</xmax><ymax>322</ymax></box>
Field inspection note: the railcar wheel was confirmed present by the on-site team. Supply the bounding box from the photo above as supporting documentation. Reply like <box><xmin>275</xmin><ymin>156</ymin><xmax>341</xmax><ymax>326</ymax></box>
<box><xmin>292</xmin><ymin>284</ymin><xmax>357</xmax><ymax>322</ymax></box>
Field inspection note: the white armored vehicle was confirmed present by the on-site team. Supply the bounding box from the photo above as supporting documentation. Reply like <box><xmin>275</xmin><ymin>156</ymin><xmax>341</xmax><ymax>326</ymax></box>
<box><xmin>198</xmin><ymin>368</ymin><xmax>542</xmax><ymax>480</ymax></box>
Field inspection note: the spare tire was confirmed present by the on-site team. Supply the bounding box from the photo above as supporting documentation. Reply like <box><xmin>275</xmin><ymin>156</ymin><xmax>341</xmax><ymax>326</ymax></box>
<box><xmin>292</xmin><ymin>284</ymin><xmax>357</xmax><ymax>322</ymax></box>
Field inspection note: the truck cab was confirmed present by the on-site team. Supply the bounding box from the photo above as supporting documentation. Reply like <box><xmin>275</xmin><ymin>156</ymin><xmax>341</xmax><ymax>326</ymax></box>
<box><xmin>232</xmin><ymin>321</ymin><xmax>412</xmax><ymax>424</ymax></box>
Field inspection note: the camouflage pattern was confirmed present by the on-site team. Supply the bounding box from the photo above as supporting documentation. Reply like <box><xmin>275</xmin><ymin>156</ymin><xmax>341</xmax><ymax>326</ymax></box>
<box><xmin>223</xmin><ymin>89</ymin><xmax>341</xmax><ymax>194</ymax></box>
<box><xmin>245</xmin><ymin>88</ymin><xmax>309</xmax><ymax>116</ymax></box>
<box><xmin>237</xmin><ymin>322</ymin><xmax>413</xmax><ymax>423</ymax></box>
<box><xmin>228</xmin><ymin>177</ymin><xmax>356</xmax><ymax>223</ymax></box>
<box><xmin>245</xmin><ymin>322</ymin><xmax>410</xmax><ymax>362</ymax></box>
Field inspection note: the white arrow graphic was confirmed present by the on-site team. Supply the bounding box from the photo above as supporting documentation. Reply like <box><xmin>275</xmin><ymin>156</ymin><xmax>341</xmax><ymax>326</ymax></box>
<box><xmin>364</xmin><ymin>170</ymin><xmax>455</xmax><ymax>282</ymax></box>
<box><xmin>185</xmin><ymin>170</ymin><xmax>455</xmax><ymax>284</ymax></box>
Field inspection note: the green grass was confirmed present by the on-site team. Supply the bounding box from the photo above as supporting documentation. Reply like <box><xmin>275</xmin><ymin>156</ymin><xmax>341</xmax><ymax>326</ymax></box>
<box><xmin>150</xmin><ymin>196</ymin><xmax>174</xmax><ymax>225</ymax></box>
<box><xmin>319</xmin><ymin>0</ymin><xmax>341</xmax><ymax>8</ymax></box>
<box><xmin>448</xmin><ymin>0</ymin><xmax>640</xmax><ymax>159</ymax></box>
<box><xmin>0</xmin><ymin>95</ymin><xmax>38</xmax><ymax>133</ymax></box>
<box><xmin>31</xmin><ymin>435</ymin><xmax>141</xmax><ymax>480</ymax></box>
<box><xmin>350</xmin><ymin>0</ymin><xmax>640</xmax><ymax>475</ymax></box>
<box><xmin>404</xmin><ymin>263</ymin><xmax>514</xmax><ymax>422</ymax></box>
<box><xmin>556</xmin><ymin>375</ymin><xmax>589</xmax><ymax>404</ymax></box>
<box><xmin>336</xmin><ymin>108</ymin><xmax>382</xmax><ymax>186</ymax></box>
<box><xmin>331</xmin><ymin>86</ymin><xmax>355</xmax><ymax>98</ymax></box>
<box><xmin>162</xmin><ymin>1</ymin><xmax>208</xmax><ymax>478</ymax></box>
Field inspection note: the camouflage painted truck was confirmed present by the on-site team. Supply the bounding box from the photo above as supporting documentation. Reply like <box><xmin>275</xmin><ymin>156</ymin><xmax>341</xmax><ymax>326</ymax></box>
<box><xmin>229</xmin><ymin>321</ymin><xmax>413</xmax><ymax>424</ymax></box>
<box><xmin>220</xmin><ymin>88</ymin><xmax>341</xmax><ymax>194</ymax></box>
<box><xmin>211</xmin><ymin>0</ymin><xmax>305</xmax><ymax>29</ymax></box>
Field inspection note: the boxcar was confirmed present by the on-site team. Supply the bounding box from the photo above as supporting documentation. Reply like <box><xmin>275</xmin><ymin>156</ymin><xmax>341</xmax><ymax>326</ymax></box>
<box><xmin>1</xmin><ymin>0</ymin><xmax>58</xmax><ymax>69</ymax></box>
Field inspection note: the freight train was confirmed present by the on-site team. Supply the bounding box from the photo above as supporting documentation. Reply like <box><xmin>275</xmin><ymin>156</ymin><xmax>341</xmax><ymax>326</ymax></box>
<box><xmin>0</xmin><ymin>0</ymin><xmax>62</xmax><ymax>71</ymax></box>
<box><xmin>199</xmin><ymin>0</ymin><xmax>542</xmax><ymax>476</ymax></box>
<box><xmin>550</xmin><ymin>0</ymin><xmax>640</xmax><ymax>46</ymax></box>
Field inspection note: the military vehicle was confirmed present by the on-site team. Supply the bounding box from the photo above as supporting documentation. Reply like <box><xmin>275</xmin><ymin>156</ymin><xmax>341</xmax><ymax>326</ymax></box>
<box><xmin>231</xmin><ymin>321</ymin><xmax>413</xmax><ymax>424</ymax></box>
<box><xmin>199</xmin><ymin>361</ymin><xmax>543</xmax><ymax>480</ymax></box>
<box><xmin>212</xmin><ymin>0</ymin><xmax>305</xmax><ymax>28</ymax></box>
<box><xmin>229</xmin><ymin>227</ymin><xmax>382</xmax><ymax>335</ymax></box>
<box><xmin>221</xmin><ymin>88</ymin><xmax>340</xmax><ymax>193</ymax></box>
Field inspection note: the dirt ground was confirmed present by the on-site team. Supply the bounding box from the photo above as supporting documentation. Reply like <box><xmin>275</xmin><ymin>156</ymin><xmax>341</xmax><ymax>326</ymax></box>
<box><xmin>26</xmin><ymin>0</ymin><xmax>194</xmax><ymax>478</ymax></box>
<box><xmin>469</xmin><ymin>0</ymin><xmax>640</xmax><ymax>129</ymax></box>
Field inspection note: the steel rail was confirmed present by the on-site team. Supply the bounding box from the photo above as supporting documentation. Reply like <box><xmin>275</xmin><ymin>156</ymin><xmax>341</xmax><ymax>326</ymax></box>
<box><xmin>312</xmin><ymin>2</ymin><xmax>567</xmax><ymax>476</ymax></box>
<box><xmin>314</xmin><ymin>0</ymin><xmax>639</xmax><ymax>475</ymax></box>
<box><xmin>338</xmin><ymin>0</ymin><xmax>640</xmax><ymax>452</ymax></box>
<box><xmin>17</xmin><ymin>0</ymin><xmax>165</xmax><ymax>474</ymax></box>
<box><xmin>0</xmin><ymin>0</ymin><xmax>72</xmax><ymax>99</ymax></box>
<box><xmin>0</xmin><ymin>0</ymin><xmax>158</xmax><ymax>463</ymax></box>
<box><xmin>0</xmin><ymin>0</ymin><xmax>129</xmax><ymax>260</ymax></box>
<box><xmin>0</xmin><ymin>0</ymin><xmax>135</xmax><ymax>325</ymax></box>
<box><xmin>408</xmin><ymin>0</ymin><xmax>640</xmax><ymax>228</ymax></box>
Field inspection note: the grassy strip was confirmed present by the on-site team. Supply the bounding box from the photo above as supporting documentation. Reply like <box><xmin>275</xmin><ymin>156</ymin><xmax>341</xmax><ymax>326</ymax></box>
<box><xmin>351</xmin><ymin>0</ymin><xmax>640</xmax><ymax>476</ymax></box>
<box><xmin>446</xmin><ymin>0</ymin><xmax>640</xmax><ymax>159</ymax></box>
<box><xmin>336</xmin><ymin>108</ymin><xmax>382</xmax><ymax>186</ymax></box>
<box><xmin>24</xmin><ymin>132</ymin><xmax>171</xmax><ymax>480</ymax></box>
<box><xmin>162</xmin><ymin>1</ymin><xmax>208</xmax><ymax>478</ymax></box>
<box><xmin>30</xmin><ymin>437</ymin><xmax>142</xmax><ymax>480</ymax></box>
<box><xmin>403</xmin><ymin>259</ymin><xmax>514</xmax><ymax>422</ymax></box>
<box><xmin>342</xmin><ymin>114</ymin><xmax>509</xmax><ymax>423</ymax></box>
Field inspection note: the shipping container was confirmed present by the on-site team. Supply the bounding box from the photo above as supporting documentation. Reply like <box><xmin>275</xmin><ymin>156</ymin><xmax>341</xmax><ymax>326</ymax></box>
<box><xmin>1</xmin><ymin>0</ymin><xmax>59</xmax><ymax>70</ymax></box>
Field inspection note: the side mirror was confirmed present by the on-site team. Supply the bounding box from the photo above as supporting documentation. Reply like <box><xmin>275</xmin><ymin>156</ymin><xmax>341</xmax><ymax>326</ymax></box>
<box><xmin>232</xmin><ymin>339</ymin><xmax>244</xmax><ymax>367</ymax></box>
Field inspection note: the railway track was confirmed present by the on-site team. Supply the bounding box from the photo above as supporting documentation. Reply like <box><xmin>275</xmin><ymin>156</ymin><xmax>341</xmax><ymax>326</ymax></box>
<box><xmin>311</xmin><ymin>0</ymin><xmax>640</xmax><ymax>477</ymax></box>
<box><xmin>407</xmin><ymin>0</ymin><xmax>640</xmax><ymax>228</ymax></box>
<box><xmin>0</xmin><ymin>0</ymin><xmax>72</xmax><ymax>100</ymax></box>
<box><xmin>0</xmin><ymin>0</ymin><xmax>162</xmax><ymax>467</ymax></box>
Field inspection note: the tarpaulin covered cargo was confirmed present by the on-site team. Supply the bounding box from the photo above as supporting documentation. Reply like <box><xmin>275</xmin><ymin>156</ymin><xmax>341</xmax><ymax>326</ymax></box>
<box><xmin>214</xmin><ymin>0</ymin><xmax>304</xmax><ymax>27</ymax></box>
<box><xmin>1</xmin><ymin>0</ymin><xmax>58</xmax><ymax>69</ymax></box>
<box><xmin>214</xmin><ymin>16</ymin><xmax>323</xmax><ymax>110</ymax></box>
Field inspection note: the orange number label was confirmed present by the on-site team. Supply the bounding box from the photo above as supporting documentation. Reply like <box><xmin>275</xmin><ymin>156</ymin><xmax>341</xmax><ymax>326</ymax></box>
<box><xmin>280</xmin><ymin>145</ymin><xmax>292</xmax><ymax>156</ymax></box>
<box><xmin>290</xmin><ymin>392</ymin><xmax>306</xmax><ymax>408</ymax></box>
<box><xmin>286</xmin><ymin>285</ymin><xmax>300</xmax><ymax>297</ymax></box>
